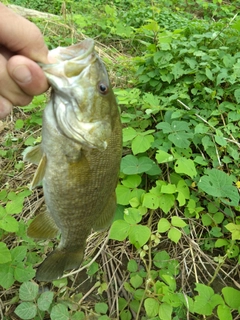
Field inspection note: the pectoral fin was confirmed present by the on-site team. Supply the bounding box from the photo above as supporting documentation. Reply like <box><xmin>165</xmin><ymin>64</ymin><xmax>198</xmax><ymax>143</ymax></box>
<box><xmin>27</xmin><ymin>211</ymin><xmax>59</xmax><ymax>239</ymax></box>
<box><xmin>30</xmin><ymin>154</ymin><xmax>47</xmax><ymax>189</ymax></box>
<box><xmin>23</xmin><ymin>145</ymin><xmax>43</xmax><ymax>165</ymax></box>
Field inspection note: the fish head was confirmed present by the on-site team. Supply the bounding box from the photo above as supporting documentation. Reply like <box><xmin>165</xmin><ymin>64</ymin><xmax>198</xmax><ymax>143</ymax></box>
<box><xmin>40</xmin><ymin>39</ymin><xmax>118</xmax><ymax>150</ymax></box>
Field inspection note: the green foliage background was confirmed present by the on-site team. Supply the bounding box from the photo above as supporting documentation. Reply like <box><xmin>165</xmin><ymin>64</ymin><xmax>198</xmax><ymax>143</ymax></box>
<box><xmin>1</xmin><ymin>0</ymin><xmax>240</xmax><ymax>319</ymax></box>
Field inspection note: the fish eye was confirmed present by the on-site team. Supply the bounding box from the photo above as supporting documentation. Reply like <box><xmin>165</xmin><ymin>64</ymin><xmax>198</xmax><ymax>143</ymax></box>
<box><xmin>98</xmin><ymin>83</ymin><xmax>109</xmax><ymax>95</ymax></box>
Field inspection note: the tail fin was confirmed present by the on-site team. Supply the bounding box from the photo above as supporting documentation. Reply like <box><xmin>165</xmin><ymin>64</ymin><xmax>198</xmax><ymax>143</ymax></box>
<box><xmin>36</xmin><ymin>248</ymin><xmax>84</xmax><ymax>281</ymax></box>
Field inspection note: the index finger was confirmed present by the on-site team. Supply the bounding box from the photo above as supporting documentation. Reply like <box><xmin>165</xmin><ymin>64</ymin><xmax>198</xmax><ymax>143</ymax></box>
<box><xmin>0</xmin><ymin>3</ymin><xmax>49</xmax><ymax>63</ymax></box>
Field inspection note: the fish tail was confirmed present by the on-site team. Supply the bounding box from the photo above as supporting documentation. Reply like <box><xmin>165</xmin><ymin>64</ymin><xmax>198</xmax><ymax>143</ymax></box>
<box><xmin>36</xmin><ymin>248</ymin><xmax>84</xmax><ymax>281</ymax></box>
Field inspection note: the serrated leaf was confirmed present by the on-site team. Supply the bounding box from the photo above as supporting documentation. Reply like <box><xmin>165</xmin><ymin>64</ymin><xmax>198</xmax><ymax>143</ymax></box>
<box><xmin>129</xmin><ymin>225</ymin><xmax>151</xmax><ymax>248</ymax></box>
<box><xmin>174</xmin><ymin>158</ymin><xmax>197</xmax><ymax>178</ymax></box>
<box><xmin>14</xmin><ymin>263</ymin><xmax>36</xmax><ymax>282</ymax></box>
<box><xmin>168</xmin><ymin>228</ymin><xmax>181</xmax><ymax>243</ymax></box>
<box><xmin>15</xmin><ymin>302</ymin><xmax>37</xmax><ymax>320</ymax></box>
<box><xmin>198</xmin><ymin>169</ymin><xmax>239</xmax><ymax>206</ymax></box>
<box><xmin>171</xmin><ymin>216</ymin><xmax>187</xmax><ymax>228</ymax></box>
<box><xmin>109</xmin><ymin>220</ymin><xmax>130</xmax><ymax>241</ymax></box>
<box><xmin>11</xmin><ymin>246</ymin><xmax>27</xmax><ymax>262</ymax></box>
<box><xmin>0</xmin><ymin>242</ymin><xmax>12</xmax><ymax>264</ymax></box>
<box><xmin>50</xmin><ymin>304</ymin><xmax>69</xmax><ymax>320</ymax></box>
<box><xmin>37</xmin><ymin>291</ymin><xmax>54</xmax><ymax>311</ymax></box>
<box><xmin>144</xmin><ymin>298</ymin><xmax>159</xmax><ymax>317</ymax></box>
<box><xmin>19</xmin><ymin>281</ymin><xmax>39</xmax><ymax>301</ymax></box>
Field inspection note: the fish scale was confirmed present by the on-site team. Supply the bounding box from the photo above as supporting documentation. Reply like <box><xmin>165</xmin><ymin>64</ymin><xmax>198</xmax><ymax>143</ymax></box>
<box><xmin>24</xmin><ymin>39</ymin><xmax>122</xmax><ymax>281</ymax></box>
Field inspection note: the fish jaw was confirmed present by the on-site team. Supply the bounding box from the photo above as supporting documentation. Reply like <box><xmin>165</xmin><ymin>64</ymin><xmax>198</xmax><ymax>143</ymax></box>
<box><xmin>39</xmin><ymin>38</ymin><xmax>115</xmax><ymax>150</ymax></box>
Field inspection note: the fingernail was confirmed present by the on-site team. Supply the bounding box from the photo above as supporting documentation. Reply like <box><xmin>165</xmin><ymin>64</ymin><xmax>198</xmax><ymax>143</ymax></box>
<box><xmin>12</xmin><ymin>65</ymin><xmax>32</xmax><ymax>84</ymax></box>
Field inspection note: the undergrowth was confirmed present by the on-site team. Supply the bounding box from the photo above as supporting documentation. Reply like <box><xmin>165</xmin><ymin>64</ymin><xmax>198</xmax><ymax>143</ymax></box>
<box><xmin>1</xmin><ymin>0</ymin><xmax>240</xmax><ymax>319</ymax></box>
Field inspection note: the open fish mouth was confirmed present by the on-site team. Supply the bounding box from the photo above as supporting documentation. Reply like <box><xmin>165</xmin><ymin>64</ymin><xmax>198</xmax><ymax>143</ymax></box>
<box><xmin>38</xmin><ymin>38</ymin><xmax>96</xmax><ymax>81</ymax></box>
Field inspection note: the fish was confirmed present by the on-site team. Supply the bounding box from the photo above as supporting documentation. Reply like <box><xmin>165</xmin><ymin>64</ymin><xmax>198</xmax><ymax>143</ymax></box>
<box><xmin>24</xmin><ymin>38</ymin><xmax>122</xmax><ymax>281</ymax></box>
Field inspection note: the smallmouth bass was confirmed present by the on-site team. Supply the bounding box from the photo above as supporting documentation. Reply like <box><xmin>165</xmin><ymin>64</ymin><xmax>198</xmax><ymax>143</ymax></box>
<box><xmin>24</xmin><ymin>39</ymin><xmax>122</xmax><ymax>281</ymax></box>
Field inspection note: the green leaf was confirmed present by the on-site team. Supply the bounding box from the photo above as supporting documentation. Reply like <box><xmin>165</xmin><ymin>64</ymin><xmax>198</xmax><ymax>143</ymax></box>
<box><xmin>129</xmin><ymin>225</ymin><xmax>151</xmax><ymax>248</ymax></box>
<box><xmin>217</xmin><ymin>304</ymin><xmax>232</xmax><ymax>320</ymax></box>
<box><xmin>168</xmin><ymin>132</ymin><xmax>192</xmax><ymax>148</ymax></box>
<box><xmin>157</xmin><ymin>218</ymin><xmax>171</xmax><ymax>233</ymax></box>
<box><xmin>50</xmin><ymin>304</ymin><xmax>69</xmax><ymax>320</ymax></box>
<box><xmin>234</xmin><ymin>88</ymin><xmax>240</xmax><ymax>103</ymax></box>
<box><xmin>109</xmin><ymin>220</ymin><xmax>130</xmax><ymax>241</ymax></box>
<box><xmin>37</xmin><ymin>291</ymin><xmax>54</xmax><ymax>311</ymax></box>
<box><xmin>11</xmin><ymin>246</ymin><xmax>27</xmax><ymax>262</ymax></box>
<box><xmin>144</xmin><ymin>298</ymin><xmax>159</xmax><ymax>317</ymax></box>
<box><xmin>0</xmin><ymin>242</ymin><xmax>12</xmax><ymax>264</ymax></box>
<box><xmin>161</xmin><ymin>184</ymin><xmax>177</xmax><ymax>194</ymax></box>
<box><xmin>15</xmin><ymin>302</ymin><xmax>37</xmax><ymax>320</ymax></box>
<box><xmin>159</xmin><ymin>194</ymin><xmax>175</xmax><ymax>214</ymax></box>
<box><xmin>87</xmin><ymin>261</ymin><xmax>99</xmax><ymax>276</ymax></box>
<box><xmin>168</xmin><ymin>228</ymin><xmax>181</xmax><ymax>244</ymax></box>
<box><xmin>116</xmin><ymin>185</ymin><xmax>132</xmax><ymax>205</ymax></box>
<box><xmin>171</xmin><ymin>216</ymin><xmax>187</xmax><ymax>228</ymax></box>
<box><xmin>0</xmin><ymin>263</ymin><xmax>14</xmax><ymax>289</ymax></box>
<box><xmin>19</xmin><ymin>281</ymin><xmax>39</xmax><ymax>301</ymax></box>
<box><xmin>122</xmin><ymin>127</ymin><xmax>137</xmax><ymax>142</ymax></box>
<box><xmin>122</xmin><ymin>175</ymin><xmax>141</xmax><ymax>188</ymax></box>
<box><xmin>176</xmin><ymin>179</ymin><xmax>190</xmax><ymax>206</ymax></box>
<box><xmin>127</xmin><ymin>260</ymin><xmax>138</xmax><ymax>273</ymax></box>
<box><xmin>130</xmin><ymin>274</ymin><xmax>143</xmax><ymax>289</ymax></box>
<box><xmin>225</xmin><ymin>223</ymin><xmax>240</xmax><ymax>240</ymax></box>
<box><xmin>124</xmin><ymin>208</ymin><xmax>142</xmax><ymax>224</ymax></box>
<box><xmin>0</xmin><ymin>215</ymin><xmax>19</xmax><ymax>232</ymax></box>
<box><xmin>156</xmin><ymin>150</ymin><xmax>174</xmax><ymax>163</ymax></box>
<box><xmin>121</xmin><ymin>155</ymin><xmax>153</xmax><ymax>174</ymax></box>
<box><xmin>205</xmin><ymin>68</ymin><xmax>213</xmax><ymax>80</ymax></box>
<box><xmin>95</xmin><ymin>302</ymin><xmax>108</xmax><ymax>314</ymax></box>
<box><xmin>14</xmin><ymin>263</ymin><xmax>36</xmax><ymax>282</ymax></box>
<box><xmin>158</xmin><ymin>302</ymin><xmax>172</xmax><ymax>320</ymax></box>
<box><xmin>153</xmin><ymin>251</ymin><xmax>170</xmax><ymax>268</ymax></box>
<box><xmin>132</xmin><ymin>134</ymin><xmax>154</xmax><ymax>155</ymax></box>
<box><xmin>222</xmin><ymin>287</ymin><xmax>240</xmax><ymax>309</ymax></box>
<box><xmin>174</xmin><ymin>158</ymin><xmax>197</xmax><ymax>178</ymax></box>
<box><xmin>194</xmin><ymin>284</ymin><xmax>223</xmax><ymax>315</ymax></box>
<box><xmin>198</xmin><ymin>169</ymin><xmax>239</xmax><ymax>206</ymax></box>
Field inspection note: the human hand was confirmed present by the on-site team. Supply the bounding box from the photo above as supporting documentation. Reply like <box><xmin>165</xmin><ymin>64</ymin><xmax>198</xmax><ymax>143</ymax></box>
<box><xmin>0</xmin><ymin>3</ymin><xmax>50</xmax><ymax>119</ymax></box>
